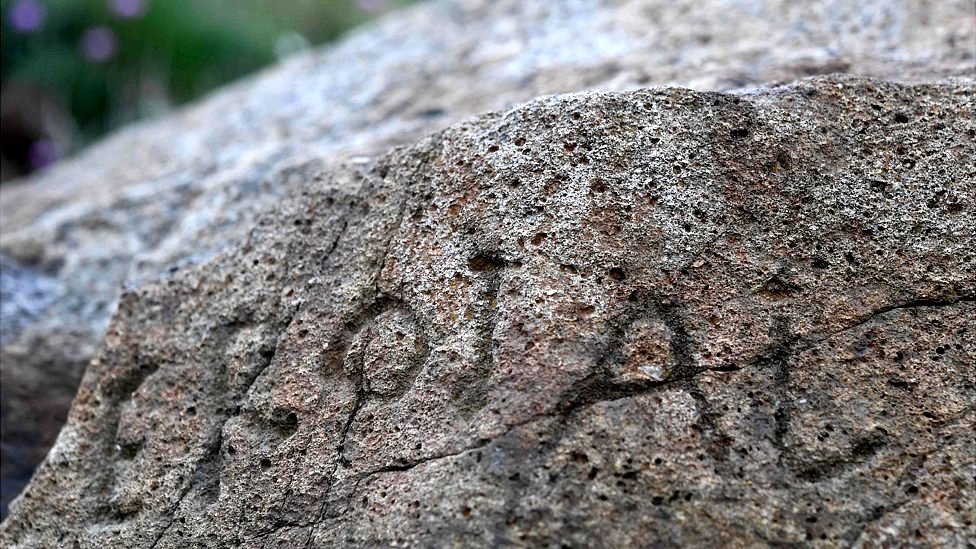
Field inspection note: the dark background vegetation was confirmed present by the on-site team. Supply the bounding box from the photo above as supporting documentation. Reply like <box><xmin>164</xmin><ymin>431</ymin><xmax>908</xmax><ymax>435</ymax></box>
<box><xmin>1</xmin><ymin>0</ymin><xmax>412</xmax><ymax>182</ymax></box>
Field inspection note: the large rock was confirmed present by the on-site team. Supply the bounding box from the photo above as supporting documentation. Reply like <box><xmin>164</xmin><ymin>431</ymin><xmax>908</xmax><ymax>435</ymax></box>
<box><xmin>0</xmin><ymin>0</ymin><xmax>976</xmax><ymax>546</ymax></box>
<box><xmin>1</xmin><ymin>0</ymin><xmax>973</xmax><ymax>513</ymax></box>
<box><xmin>2</xmin><ymin>75</ymin><xmax>974</xmax><ymax>546</ymax></box>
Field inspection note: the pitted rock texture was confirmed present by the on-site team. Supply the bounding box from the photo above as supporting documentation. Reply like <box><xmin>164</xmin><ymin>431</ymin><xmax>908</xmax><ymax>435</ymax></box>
<box><xmin>1</xmin><ymin>0</ymin><xmax>975</xmax><ymax>512</ymax></box>
<box><xmin>1</xmin><ymin>77</ymin><xmax>973</xmax><ymax>547</ymax></box>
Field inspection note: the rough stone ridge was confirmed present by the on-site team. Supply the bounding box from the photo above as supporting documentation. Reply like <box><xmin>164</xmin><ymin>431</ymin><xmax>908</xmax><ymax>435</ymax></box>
<box><xmin>1</xmin><ymin>76</ymin><xmax>973</xmax><ymax>547</ymax></box>
<box><xmin>1</xmin><ymin>0</ymin><xmax>974</xmax><ymax>512</ymax></box>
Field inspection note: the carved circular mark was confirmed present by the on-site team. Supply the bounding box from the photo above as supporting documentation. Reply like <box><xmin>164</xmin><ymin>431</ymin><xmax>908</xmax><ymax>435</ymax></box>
<box><xmin>612</xmin><ymin>317</ymin><xmax>678</xmax><ymax>383</ymax></box>
<box><xmin>360</xmin><ymin>309</ymin><xmax>428</xmax><ymax>397</ymax></box>
<box><xmin>598</xmin><ymin>291</ymin><xmax>695</xmax><ymax>386</ymax></box>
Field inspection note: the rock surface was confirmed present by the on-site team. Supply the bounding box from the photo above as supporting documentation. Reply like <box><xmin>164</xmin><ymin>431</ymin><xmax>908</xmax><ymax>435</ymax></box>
<box><xmin>2</xmin><ymin>75</ymin><xmax>975</xmax><ymax>546</ymax></box>
<box><xmin>2</xmin><ymin>0</ymin><xmax>976</xmax><ymax>544</ymax></box>
<box><xmin>1</xmin><ymin>0</ymin><xmax>974</xmax><ymax>513</ymax></box>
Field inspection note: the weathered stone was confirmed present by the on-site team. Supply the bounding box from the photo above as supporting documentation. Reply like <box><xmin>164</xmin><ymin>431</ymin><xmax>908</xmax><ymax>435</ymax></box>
<box><xmin>1</xmin><ymin>1</ymin><xmax>973</xmax><ymax>511</ymax></box>
<box><xmin>1</xmin><ymin>75</ymin><xmax>973</xmax><ymax>546</ymax></box>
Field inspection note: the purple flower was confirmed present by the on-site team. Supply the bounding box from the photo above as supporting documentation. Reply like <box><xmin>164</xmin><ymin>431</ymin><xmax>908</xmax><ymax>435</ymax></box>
<box><xmin>27</xmin><ymin>139</ymin><xmax>59</xmax><ymax>170</ymax></box>
<box><xmin>80</xmin><ymin>26</ymin><xmax>118</xmax><ymax>62</ymax></box>
<box><xmin>108</xmin><ymin>0</ymin><xmax>146</xmax><ymax>19</ymax></box>
<box><xmin>355</xmin><ymin>0</ymin><xmax>389</xmax><ymax>14</ymax></box>
<box><xmin>8</xmin><ymin>0</ymin><xmax>46</xmax><ymax>33</ymax></box>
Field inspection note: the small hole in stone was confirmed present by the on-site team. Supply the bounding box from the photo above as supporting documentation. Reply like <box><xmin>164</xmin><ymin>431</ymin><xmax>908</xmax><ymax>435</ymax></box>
<box><xmin>467</xmin><ymin>252</ymin><xmax>506</xmax><ymax>272</ymax></box>
<box><xmin>893</xmin><ymin>112</ymin><xmax>910</xmax><ymax>124</ymax></box>
<box><xmin>730</xmin><ymin>128</ymin><xmax>749</xmax><ymax>139</ymax></box>
<box><xmin>608</xmin><ymin>268</ymin><xmax>626</xmax><ymax>281</ymax></box>
<box><xmin>868</xmin><ymin>180</ymin><xmax>888</xmax><ymax>193</ymax></box>
<box><xmin>260</xmin><ymin>458</ymin><xmax>272</xmax><ymax>469</ymax></box>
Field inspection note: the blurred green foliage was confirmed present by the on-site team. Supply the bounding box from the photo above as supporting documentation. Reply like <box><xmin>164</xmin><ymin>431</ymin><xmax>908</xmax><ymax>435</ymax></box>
<box><xmin>1</xmin><ymin>0</ymin><xmax>411</xmax><ymax>177</ymax></box>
